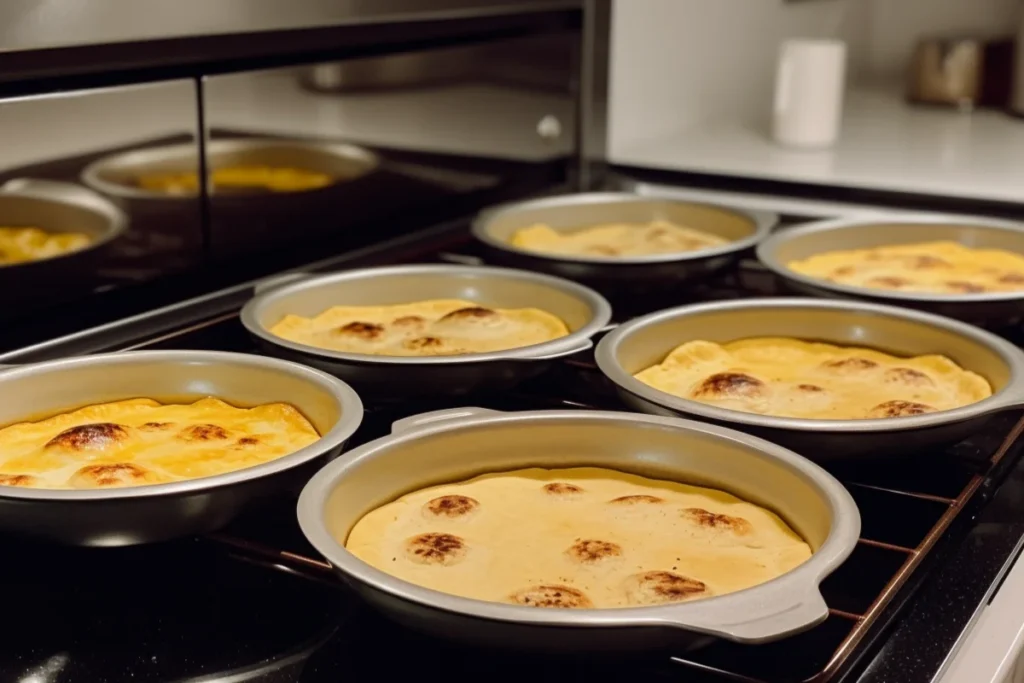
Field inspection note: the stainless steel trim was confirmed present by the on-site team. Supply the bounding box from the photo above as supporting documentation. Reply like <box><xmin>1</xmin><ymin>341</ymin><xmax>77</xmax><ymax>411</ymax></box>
<box><xmin>935</xmin><ymin>541</ymin><xmax>1024</xmax><ymax>683</ymax></box>
<box><xmin>576</xmin><ymin>0</ymin><xmax>611</xmax><ymax>190</ymax></box>
<box><xmin>297</xmin><ymin>408</ymin><xmax>859</xmax><ymax>647</ymax></box>
<box><xmin>623</xmin><ymin>179</ymin><xmax>922</xmax><ymax>220</ymax></box>
<box><xmin>0</xmin><ymin>1</ymin><xmax>582</xmax><ymax>54</ymax></box>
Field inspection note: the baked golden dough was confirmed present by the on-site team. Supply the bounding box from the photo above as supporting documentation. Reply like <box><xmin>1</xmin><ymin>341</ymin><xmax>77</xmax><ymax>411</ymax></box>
<box><xmin>0</xmin><ymin>397</ymin><xmax>320</xmax><ymax>490</ymax></box>
<box><xmin>137</xmin><ymin>166</ymin><xmax>334</xmax><ymax>195</ymax></box>
<box><xmin>268</xmin><ymin>299</ymin><xmax>569</xmax><ymax>357</ymax></box>
<box><xmin>345</xmin><ymin>467</ymin><xmax>811</xmax><ymax>609</ymax></box>
<box><xmin>635</xmin><ymin>337</ymin><xmax>992</xmax><ymax>420</ymax></box>
<box><xmin>0</xmin><ymin>227</ymin><xmax>91</xmax><ymax>265</ymax></box>
<box><xmin>510</xmin><ymin>220</ymin><xmax>728</xmax><ymax>258</ymax></box>
<box><xmin>787</xmin><ymin>241</ymin><xmax>1024</xmax><ymax>294</ymax></box>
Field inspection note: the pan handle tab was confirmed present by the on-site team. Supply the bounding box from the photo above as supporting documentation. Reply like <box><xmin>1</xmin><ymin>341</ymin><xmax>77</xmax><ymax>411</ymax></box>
<box><xmin>515</xmin><ymin>338</ymin><xmax>593</xmax><ymax>362</ymax></box>
<box><xmin>665</xmin><ymin>588</ymin><xmax>830</xmax><ymax>644</ymax></box>
<box><xmin>391</xmin><ymin>407</ymin><xmax>502</xmax><ymax>435</ymax></box>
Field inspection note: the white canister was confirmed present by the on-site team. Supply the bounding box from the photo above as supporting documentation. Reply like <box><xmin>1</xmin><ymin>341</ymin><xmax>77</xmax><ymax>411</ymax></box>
<box><xmin>772</xmin><ymin>39</ymin><xmax>847</xmax><ymax>149</ymax></box>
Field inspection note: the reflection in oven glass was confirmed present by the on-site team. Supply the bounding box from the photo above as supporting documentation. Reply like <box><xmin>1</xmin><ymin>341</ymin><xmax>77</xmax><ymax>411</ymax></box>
<box><xmin>0</xmin><ymin>80</ymin><xmax>203</xmax><ymax>316</ymax></box>
<box><xmin>200</xmin><ymin>35</ymin><xmax>576</xmax><ymax>257</ymax></box>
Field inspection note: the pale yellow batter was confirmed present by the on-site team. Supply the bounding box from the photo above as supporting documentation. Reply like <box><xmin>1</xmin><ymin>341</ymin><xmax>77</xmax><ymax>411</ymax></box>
<box><xmin>511</xmin><ymin>220</ymin><xmax>728</xmax><ymax>258</ymax></box>
<box><xmin>635</xmin><ymin>337</ymin><xmax>992</xmax><ymax>419</ymax></box>
<box><xmin>345</xmin><ymin>467</ymin><xmax>811</xmax><ymax>609</ymax></box>
<box><xmin>0</xmin><ymin>397</ymin><xmax>320</xmax><ymax>489</ymax></box>
<box><xmin>787</xmin><ymin>241</ymin><xmax>1024</xmax><ymax>294</ymax></box>
<box><xmin>269</xmin><ymin>299</ymin><xmax>569</xmax><ymax>357</ymax></box>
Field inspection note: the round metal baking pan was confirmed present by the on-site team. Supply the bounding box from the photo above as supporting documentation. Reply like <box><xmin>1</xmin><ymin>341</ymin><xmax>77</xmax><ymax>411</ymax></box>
<box><xmin>756</xmin><ymin>215</ymin><xmax>1024</xmax><ymax>324</ymax></box>
<box><xmin>81</xmin><ymin>138</ymin><xmax>380</xmax><ymax>200</ymax></box>
<box><xmin>0</xmin><ymin>178</ymin><xmax>126</xmax><ymax>290</ymax></box>
<box><xmin>471</xmin><ymin>192</ymin><xmax>777</xmax><ymax>293</ymax></box>
<box><xmin>298</xmin><ymin>407</ymin><xmax>859</xmax><ymax>651</ymax></box>
<box><xmin>595</xmin><ymin>298</ymin><xmax>1024</xmax><ymax>459</ymax></box>
<box><xmin>240</xmin><ymin>264</ymin><xmax>612</xmax><ymax>400</ymax></box>
<box><xmin>0</xmin><ymin>350</ymin><xmax>364</xmax><ymax>546</ymax></box>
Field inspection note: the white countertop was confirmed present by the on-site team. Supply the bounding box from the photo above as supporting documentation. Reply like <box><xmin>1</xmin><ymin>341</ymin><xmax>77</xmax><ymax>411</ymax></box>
<box><xmin>610</xmin><ymin>83</ymin><xmax>1024</xmax><ymax>205</ymax></box>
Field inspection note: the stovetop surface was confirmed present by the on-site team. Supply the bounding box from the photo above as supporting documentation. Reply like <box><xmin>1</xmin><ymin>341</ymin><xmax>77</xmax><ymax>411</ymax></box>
<box><xmin>4</xmin><ymin>215</ymin><xmax>1024</xmax><ymax>683</ymax></box>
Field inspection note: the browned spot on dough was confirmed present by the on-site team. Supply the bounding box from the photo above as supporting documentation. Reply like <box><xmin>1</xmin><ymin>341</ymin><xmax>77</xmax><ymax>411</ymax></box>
<box><xmin>424</xmin><ymin>495</ymin><xmax>479</xmax><ymax>518</ymax></box>
<box><xmin>884</xmin><ymin>367</ymin><xmax>934</xmax><ymax>387</ymax></box>
<box><xmin>691</xmin><ymin>372</ymin><xmax>766</xmax><ymax>399</ymax></box>
<box><xmin>391</xmin><ymin>315</ymin><xmax>426</xmax><ymax>327</ymax></box>
<box><xmin>179</xmin><ymin>424</ymin><xmax>229</xmax><ymax>441</ymax></box>
<box><xmin>797</xmin><ymin>384</ymin><xmax>825</xmax><ymax>392</ymax></box>
<box><xmin>139</xmin><ymin>421</ymin><xmax>174</xmax><ymax>431</ymax></box>
<box><xmin>0</xmin><ymin>474</ymin><xmax>38</xmax><ymax>487</ymax></box>
<box><xmin>336</xmin><ymin>321</ymin><xmax>384</xmax><ymax>340</ymax></box>
<box><xmin>69</xmin><ymin>463</ymin><xmax>152</xmax><ymax>488</ymax></box>
<box><xmin>543</xmin><ymin>482</ymin><xmax>584</xmax><ymax>495</ymax></box>
<box><xmin>439</xmin><ymin>306</ymin><xmax>498</xmax><ymax>322</ymax></box>
<box><xmin>907</xmin><ymin>255</ymin><xmax>950</xmax><ymax>269</ymax></box>
<box><xmin>236</xmin><ymin>436</ymin><xmax>261</xmax><ymax>446</ymax></box>
<box><xmin>510</xmin><ymin>585</ymin><xmax>592</xmax><ymax>609</ymax></box>
<box><xmin>868</xmin><ymin>400</ymin><xmax>935</xmax><ymax>418</ymax></box>
<box><xmin>45</xmin><ymin>423</ymin><xmax>129</xmax><ymax>450</ymax></box>
<box><xmin>609</xmin><ymin>494</ymin><xmax>664</xmax><ymax>505</ymax></box>
<box><xmin>682</xmin><ymin>507</ymin><xmax>753</xmax><ymax>535</ymax></box>
<box><xmin>945</xmin><ymin>280</ymin><xmax>986</xmax><ymax>293</ymax></box>
<box><xmin>625</xmin><ymin>571</ymin><xmax>709</xmax><ymax>605</ymax></box>
<box><xmin>821</xmin><ymin>357</ymin><xmax>879</xmax><ymax>373</ymax></box>
<box><xmin>405</xmin><ymin>336</ymin><xmax>443</xmax><ymax>350</ymax></box>
<box><xmin>867</xmin><ymin>276</ymin><xmax>911</xmax><ymax>288</ymax></box>
<box><xmin>566</xmin><ymin>539</ymin><xmax>623</xmax><ymax>563</ymax></box>
<box><xmin>831</xmin><ymin>266</ymin><xmax>855</xmax><ymax>277</ymax></box>
<box><xmin>999</xmin><ymin>273</ymin><xmax>1024</xmax><ymax>284</ymax></box>
<box><xmin>404</xmin><ymin>532</ymin><xmax>467</xmax><ymax>566</ymax></box>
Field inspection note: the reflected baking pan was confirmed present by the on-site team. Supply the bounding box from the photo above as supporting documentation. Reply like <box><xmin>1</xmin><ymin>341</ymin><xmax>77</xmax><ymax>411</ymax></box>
<box><xmin>297</xmin><ymin>407</ymin><xmax>859</xmax><ymax>651</ymax></box>
<box><xmin>471</xmin><ymin>192</ymin><xmax>777</xmax><ymax>293</ymax></box>
<box><xmin>756</xmin><ymin>215</ymin><xmax>1024</xmax><ymax>325</ymax></box>
<box><xmin>240</xmin><ymin>264</ymin><xmax>612</xmax><ymax>400</ymax></box>
<box><xmin>595</xmin><ymin>298</ymin><xmax>1024</xmax><ymax>459</ymax></box>
<box><xmin>81</xmin><ymin>137</ymin><xmax>383</xmax><ymax>255</ymax></box>
<box><xmin>0</xmin><ymin>178</ymin><xmax>126</xmax><ymax>292</ymax></box>
<box><xmin>0</xmin><ymin>350</ymin><xmax>363</xmax><ymax>546</ymax></box>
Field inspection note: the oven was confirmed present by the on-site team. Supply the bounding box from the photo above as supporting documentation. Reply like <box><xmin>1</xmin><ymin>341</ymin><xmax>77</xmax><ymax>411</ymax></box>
<box><xmin>1</xmin><ymin>3</ymin><xmax>1023</xmax><ymax>683</ymax></box>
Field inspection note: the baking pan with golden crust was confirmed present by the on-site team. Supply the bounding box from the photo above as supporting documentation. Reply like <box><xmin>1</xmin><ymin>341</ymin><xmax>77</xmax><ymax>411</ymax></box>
<box><xmin>471</xmin><ymin>192</ymin><xmax>777</xmax><ymax>294</ymax></box>
<box><xmin>240</xmin><ymin>264</ymin><xmax>612</xmax><ymax>400</ymax></box>
<box><xmin>0</xmin><ymin>350</ymin><xmax>363</xmax><ymax>546</ymax></box>
<box><xmin>756</xmin><ymin>215</ymin><xmax>1024</xmax><ymax>325</ymax></box>
<box><xmin>595</xmin><ymin>298</ymin><xmax>1024</xmax><ymax>459</ymax></box>
<box><xmin>298</xmin><ymin>407</ymin><xmax>858</xmax><ymax>651</ymax></box>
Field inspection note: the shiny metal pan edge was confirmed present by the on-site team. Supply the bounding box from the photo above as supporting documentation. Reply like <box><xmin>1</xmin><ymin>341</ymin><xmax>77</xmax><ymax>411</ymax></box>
<box><xmin>594</xmin><ymin>298</ymin><xmax>1024</xmax><ymax>459</ymax></box>
<box><xmin>297</xmin><ymin>407</ymin><xmax>860</xmax><ymax>650</ymax></box>
<box><xmin>756</xmin><ymin>215</ymin><xmax>1024</xmax><ymax>324</ymax></box>
<box><xmin>0</xmin><ymin>350</ymin><xmax>364</xmax><ymax>545</ymax></box>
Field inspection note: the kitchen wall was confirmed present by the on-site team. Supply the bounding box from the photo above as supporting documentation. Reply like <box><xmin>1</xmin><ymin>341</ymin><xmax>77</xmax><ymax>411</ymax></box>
<box><xmin>608</xmin><ymin>0</ymin><xmax>1020</xmax><ymax>157</ymax></box>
